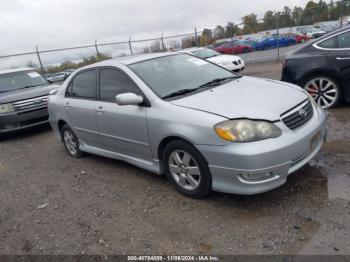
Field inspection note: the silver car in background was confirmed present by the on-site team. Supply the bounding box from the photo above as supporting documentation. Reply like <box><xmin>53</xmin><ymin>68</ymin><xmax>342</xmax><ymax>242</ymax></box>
<box><xmin>49</xmin><ymin>53</ymin><xmax>327</xmax><ymax>198</ymax></box>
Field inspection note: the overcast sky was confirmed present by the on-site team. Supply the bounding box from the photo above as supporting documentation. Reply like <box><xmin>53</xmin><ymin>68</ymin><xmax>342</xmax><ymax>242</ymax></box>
<box><xmin>0</xmin><ymin>0</ymin><xmax>315</xmax><ymax>68</ymax></box>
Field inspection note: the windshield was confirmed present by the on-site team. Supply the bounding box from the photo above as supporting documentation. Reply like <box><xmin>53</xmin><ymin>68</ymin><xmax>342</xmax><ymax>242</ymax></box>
<box><xmin>191</xmin><ymin>49</ymin><xmax>221</xmax><ymax>59</ymax></box>
<box><xmin>128</xmin><ymin>54</ymin><xmax>236</xmax><ymax>99</ymax></box>
<box><xmin>0</xmin><ymin>71</ymin><xmax>48</xmax><ymax>93</ymax></box>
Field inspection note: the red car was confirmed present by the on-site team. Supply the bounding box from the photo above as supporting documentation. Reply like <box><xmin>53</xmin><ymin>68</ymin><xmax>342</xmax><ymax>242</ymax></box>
<box><xmin>284</xmin><ymin>33</ymin><xmax>311</xmax><ymax>43</ymax></box>
<box><xmin>214</xmin><ymin>42</ymin><xmax>253</xmax><ymax>54</ymax></box>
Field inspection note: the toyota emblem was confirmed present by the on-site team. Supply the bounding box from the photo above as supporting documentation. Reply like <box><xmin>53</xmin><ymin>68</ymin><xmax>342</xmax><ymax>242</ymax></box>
<box><xmin>299</xmin><ymin>108</ymin><xmax>307</xmax><ymax>118</ymax></box>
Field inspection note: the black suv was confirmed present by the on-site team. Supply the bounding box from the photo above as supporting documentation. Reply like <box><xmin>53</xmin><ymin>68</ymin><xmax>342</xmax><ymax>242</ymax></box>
<box><xmin>282</xmin><ymin>27</ymin><xmax>350</xmax><ymax>108</ymax></box>
<box><xmin>0</xmin><ymin>68</ymin><xmax>59</xmax><ymax>137</ymax></box>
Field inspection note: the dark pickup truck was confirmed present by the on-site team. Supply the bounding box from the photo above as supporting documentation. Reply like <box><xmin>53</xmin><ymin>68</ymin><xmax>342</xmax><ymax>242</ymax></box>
<box><xmin>0</xmin><ymin>67</ymin><xmax>60</xmax><ymax>137</ymax></box>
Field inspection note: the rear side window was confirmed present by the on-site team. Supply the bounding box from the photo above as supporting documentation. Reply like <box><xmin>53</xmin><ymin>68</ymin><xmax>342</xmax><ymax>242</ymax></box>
<box><xmin>317</xmin><ymin>31</ymin><xmax>350</xmax><ymax>49</ymax></box>
<box><xmin>338</xmin><ymin>31</ymin><xmax>350</xmax><ymax>48</ymax></box>
<box><xmin>67</xmin><ymin>70</ymin><xmax>97</xmax><ymax>99</ymax></box>
<box><xmin>318</xmin><ymin>37</ymin><xmax>338</xmax><ymax>48</ymax></box>
<box><xmin>99</xmin><ymin>68</ymin><xmax>139</xmax><ymax>102</ymax></box>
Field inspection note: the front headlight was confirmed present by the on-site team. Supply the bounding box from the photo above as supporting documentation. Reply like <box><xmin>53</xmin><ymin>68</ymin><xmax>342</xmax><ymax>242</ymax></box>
<box><xmin>214</xmin><ymin>119</ymin><xmax>282</xmax><ymax>142</ymax></box>
<box><xmin>0</xmin><ymin>103</ymin><xmax>14</xmax><ymax>114</ymax></box>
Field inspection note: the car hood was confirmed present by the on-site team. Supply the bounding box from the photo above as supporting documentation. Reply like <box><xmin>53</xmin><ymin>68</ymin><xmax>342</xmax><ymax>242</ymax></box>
<box><xmin>170</xmin><ymin>76</ymin><xmax>307</xmax><ymax>121</ymax></box>
<box><xmin>0</xmin><ymin>84</ymin><xmax>61</xmax><ymax>104</ymax></box>
<box><xmin>207</xmin><ymin>54</ymin><xmax>241</xmax><ymax>63</ymax></box>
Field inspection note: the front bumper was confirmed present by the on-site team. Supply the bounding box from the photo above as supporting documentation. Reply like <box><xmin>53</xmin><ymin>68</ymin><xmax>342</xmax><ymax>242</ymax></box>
<box><xmin>196</xmin><ymin>105</ymin><xmax>327</xmax><ymax>195</ymax></box>
<box><xmin>0</xmin><ymin>107</ymin><xmax>49</xmax><ymax>134</ymax></box>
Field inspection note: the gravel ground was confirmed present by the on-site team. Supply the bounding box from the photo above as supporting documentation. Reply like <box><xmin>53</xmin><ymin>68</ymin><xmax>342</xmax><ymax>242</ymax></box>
<box><xmin>0</xmin><ymin>62</ymin><xmax>349</xmax><ymax>255</ymax></box>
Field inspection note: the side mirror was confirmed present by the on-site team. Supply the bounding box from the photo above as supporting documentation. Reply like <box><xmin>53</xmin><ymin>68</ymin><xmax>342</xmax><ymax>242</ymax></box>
<box><xmin>116</xmin><ymin>92</ymin><xmax>144</xmax><ymax>106</ymax></box>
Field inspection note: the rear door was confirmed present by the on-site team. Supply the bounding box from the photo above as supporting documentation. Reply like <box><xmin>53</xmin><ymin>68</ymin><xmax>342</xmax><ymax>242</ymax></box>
<box><xmin>95</xmin><ymin>67</ymin><xmax>152</xmax><ymax>161</ymax></box>
<box><xmin>64</xmin><ymin>69</ymin><xmax>100</xmax><ymax>146</ymax></box>
<box><xmin>321</xmin><ymin>30</ymin><xmax>350</xmax><ymax>95</ymax></box>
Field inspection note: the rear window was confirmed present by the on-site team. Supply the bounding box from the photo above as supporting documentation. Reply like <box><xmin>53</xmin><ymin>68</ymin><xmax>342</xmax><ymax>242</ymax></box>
<box><xmin>0</xmin><ymin>71</ymin><xmax>47</xmax><ymax>93</ymax></box>
<box><xmin>67</xmin><ymin>70</ymin><xmax>97</xmax><ymax>99</ymax></box>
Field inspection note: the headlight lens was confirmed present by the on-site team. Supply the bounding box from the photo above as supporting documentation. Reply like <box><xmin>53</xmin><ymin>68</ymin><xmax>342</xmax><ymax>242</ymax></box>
<box><xmin>0</xmin><ymin>103</ymin><xmax>14</xmax><ymax>114</ymax></box>
<box><xmin>214</xmin><ymin>119</ymin><xmax>282</xmax><ymax>142</ymax></box>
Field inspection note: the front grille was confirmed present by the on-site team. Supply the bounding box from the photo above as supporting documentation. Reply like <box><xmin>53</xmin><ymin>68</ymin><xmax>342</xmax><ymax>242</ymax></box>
<box><xmin>12</xmin><ymin>95</ymin><xmax>49</xmax><ymax>112</ymax></box>
<box><xmin>233</xmin><ymin>60</ymin><xmax>242</xmax><ymax>65</ymax></box>
<box><xmin>281</xmin><ymin>100</ymin><xmax>314</xmax><ymax>130</ymax></box>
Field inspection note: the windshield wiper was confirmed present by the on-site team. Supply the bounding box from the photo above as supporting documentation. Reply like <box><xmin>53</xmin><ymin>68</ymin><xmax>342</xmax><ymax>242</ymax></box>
<box><xmin>197</xmin><ymin>76</ymin><xmax>242</xmax><ymax>89</ymax></box>
<box><xmin>162</xmin><ymin>76</ymin><xmax>242</xmax><ymax>99</ymax></box>
<box><xmin>22</xmin><ymin>85</ymin><xmax>41</xmax><ymax>89</ymax></box>
<box><xmin>162</xmin><ymin>88</ymin><xmax>200</xmax><ymax>99</ymax></box>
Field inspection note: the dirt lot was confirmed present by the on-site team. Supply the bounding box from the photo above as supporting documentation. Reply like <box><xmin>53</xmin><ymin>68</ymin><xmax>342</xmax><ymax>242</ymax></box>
<box><xmin>0</xmin><ymin>62</ymin><xmax>350</xmax><ymax>255</ymax></box>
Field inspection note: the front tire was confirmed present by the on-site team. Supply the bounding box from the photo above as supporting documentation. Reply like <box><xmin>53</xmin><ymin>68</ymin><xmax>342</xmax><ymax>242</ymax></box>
<box><xmin>163</xmin><ymin>140</ymin><xmax>212</xmax><ymax>198</ymax></box>
<box><xmin>242</xmin><ymin>48</ymin><xmax>250</xmax><ymax>53</ymax></box>
<box><xmin>302</xmin><ymin>75</ymin><xmax>342</xmax><ymax>108</ymax></box>
<box><xmin>61</xmin><ymin>124</ymin><xmax>83</xmax><ymax>158</ymax></box>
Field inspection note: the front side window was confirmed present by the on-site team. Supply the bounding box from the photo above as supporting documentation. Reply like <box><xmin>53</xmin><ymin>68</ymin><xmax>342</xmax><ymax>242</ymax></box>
<box><xmin>0</xmin><ymin>71</ymin><xmax>48</xmax><ymax>93</ymax></box>
<box><xmin>99</xmin><ymin>69</ymin><xmax>139</xmax><ymax>102</ymax></box>
<box><xmin>129</xmin><ymin>54</ymin><xmax>235</xmax><ymax>98</ymax></box>
<box><xmin>68</xmin><ymin>70</ymin><xmax>96</xmax><ymax>99</ymax></box>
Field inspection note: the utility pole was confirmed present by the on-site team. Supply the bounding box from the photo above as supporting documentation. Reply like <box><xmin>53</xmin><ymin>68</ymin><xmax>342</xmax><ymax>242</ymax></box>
<box><xmin>161</xmin><ymin>34</ymin><xmax>166</xmax><ymax>51</ymax></box>
<box><xmin>340</xmin><ymin>0</ymin><xmax>345</xmax><ymax>28</ymax></box>
<box><xmin>276</xmin><ymin>13</ymin><xmax>280</xmax><ymax>62</ymax></box>
<box><xmin>95</xmin><ymin>39</ymin><xmax>99</xmax><ymax>56</ymax></box>
<box><xmin>35</xmin><ymin>45</ymin><xmax>44</xmax><ymax>73</ymax></box>
<box><xmin>129</xmin><ymin>36</ymin><xmax>133</xmax><ymax>55</ymax></box>
<box><xmin>195</xmin><ymin>28</ymin><xmax>199</xmax><ymax>47</ymax></box>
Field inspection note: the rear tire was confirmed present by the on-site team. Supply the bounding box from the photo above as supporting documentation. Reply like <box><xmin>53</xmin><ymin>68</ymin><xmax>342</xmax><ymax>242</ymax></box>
<box><xmin>61</xmin><ymin>124</ymin><xmax>84</xmax><ymax>158</ymax></box>
<box><xmin>302</xmin><ymin>75</ymin><xmax>342</xmax><ymax>108</ymax></box>
<box><xmin>163</xmin><ymin>140</ymin><xmax>212</xmax><ymax>198</ymax></box>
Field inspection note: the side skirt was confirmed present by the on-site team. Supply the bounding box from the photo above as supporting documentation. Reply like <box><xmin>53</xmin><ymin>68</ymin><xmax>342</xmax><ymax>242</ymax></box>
<box><xmin>79</xmin><ymin>141</ymin><xmax>162</xmax><ymax>175</ymax></box>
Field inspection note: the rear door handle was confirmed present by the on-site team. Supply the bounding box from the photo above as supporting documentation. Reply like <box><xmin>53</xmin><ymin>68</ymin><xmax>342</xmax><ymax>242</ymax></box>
<box><xmin>64</xmin><ymin>102</ymin><xmax>71</xmax><ymax>108</ymax></box>
<box><xmin>336</xmin><ymin>57</ymin><xmax>350</xmax><ymax>60</ymax></box>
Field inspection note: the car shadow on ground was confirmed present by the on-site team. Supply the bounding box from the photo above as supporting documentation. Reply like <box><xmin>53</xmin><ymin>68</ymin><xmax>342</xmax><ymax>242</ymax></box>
<box><xmin>83</xmin><ymin>150</ymin><xmax>328</xmax><ymax>211</ymax></box>
<box><xmin>0</xmin><ymin>124</ymin><xmax>52</xmax><ymax>142</ymax></box>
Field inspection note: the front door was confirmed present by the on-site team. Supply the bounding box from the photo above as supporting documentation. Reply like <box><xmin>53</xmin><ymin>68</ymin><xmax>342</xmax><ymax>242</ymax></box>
<box><xmin>95</xmin><ymin>68</ymin><xmax>152</xmax><ymax>161</ymax></box>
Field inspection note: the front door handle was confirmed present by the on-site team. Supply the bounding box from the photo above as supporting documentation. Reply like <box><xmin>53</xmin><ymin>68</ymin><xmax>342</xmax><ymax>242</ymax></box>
<box><xmin>96</xmin><ymin>106</ymin><xmax>105</xmax><ymax>113</ymax></box>
<box><xmin>336</xmin><ymin>57</ymin><xmax>350</xmax><ymax>60</ymax></box>
<box><xmin>64</xmin><ymin>102</ymin><xmax>71</xmax><ymax>108</ymax></box>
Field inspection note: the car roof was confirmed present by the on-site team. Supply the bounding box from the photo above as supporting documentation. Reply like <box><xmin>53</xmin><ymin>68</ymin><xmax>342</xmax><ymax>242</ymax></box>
<box><xmin>179</xmin><ymin>47</ymin><xmax>205</xmax><ymax>52</ymax></box>
<box><xmin>0</xmin><ymin>67</ymin><xmax>35</xmax><ymax>75</ymax></box>
<box><xmin>89</xmin><ymin>52</ymin><xmax>179</xmax><ymax>68</ymax></box>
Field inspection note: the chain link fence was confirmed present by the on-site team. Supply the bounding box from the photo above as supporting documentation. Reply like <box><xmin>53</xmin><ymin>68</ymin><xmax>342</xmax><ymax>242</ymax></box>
<box><xmin>0</xmin><ymin>0</ymin><xmax>349</xmax><ymax>73</ymax></box>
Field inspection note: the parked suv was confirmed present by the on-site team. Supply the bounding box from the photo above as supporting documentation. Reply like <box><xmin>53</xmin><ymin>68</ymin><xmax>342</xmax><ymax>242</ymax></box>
<box><xmin>0</xmin><ymin>68</ymin><xmax>59</xmax><ymax>136</ymax></box>
<box><xmin>282</xmin><ymin>27</ymin><xmax>350</xmax><ymax>108</ymax></box>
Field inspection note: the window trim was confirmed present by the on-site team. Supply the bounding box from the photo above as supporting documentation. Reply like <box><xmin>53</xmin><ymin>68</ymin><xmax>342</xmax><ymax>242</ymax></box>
<box><xmin>313</xmin><ymin>29</ymin><xmax>350</xmax><ymax>51</ymax></box>
<box><xmin>96</xmin><ymin>66</ymin><xmax>151</xmax><ymax>107</ymax></box>
<box><xmin>65</xmin><ymin>69</ymin><xmax>98</xmax><ymax>100</ymax></box>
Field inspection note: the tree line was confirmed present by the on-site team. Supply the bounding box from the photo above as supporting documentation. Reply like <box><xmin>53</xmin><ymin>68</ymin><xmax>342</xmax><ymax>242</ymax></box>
<box><xmin>197</xmin><ymin>0</ymin><xmax>350</xmax><ymax>46</ymax></box>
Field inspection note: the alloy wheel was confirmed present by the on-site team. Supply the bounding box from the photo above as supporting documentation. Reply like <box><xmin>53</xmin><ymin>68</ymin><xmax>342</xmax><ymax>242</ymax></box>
<box><xmin>168</xmin><ymin>150</ymin><xmax>201</xmax><ymax>191</ymax></box>
<box><xmin>304</xmin><ymin>77</ymin><xmax>339</xmax><ymax>108</ymax></box>
<box><xmin>63</xmin><ymin>130</ymin><xmax>78</xmax><ymax>156</ymax></box>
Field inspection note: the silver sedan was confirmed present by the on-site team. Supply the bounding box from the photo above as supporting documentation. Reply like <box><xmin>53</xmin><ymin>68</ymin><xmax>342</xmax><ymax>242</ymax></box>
<box><xmin>48</xmin><ymin>53</ymin><xmax>327</xmax><ymax>198</ymax></box>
